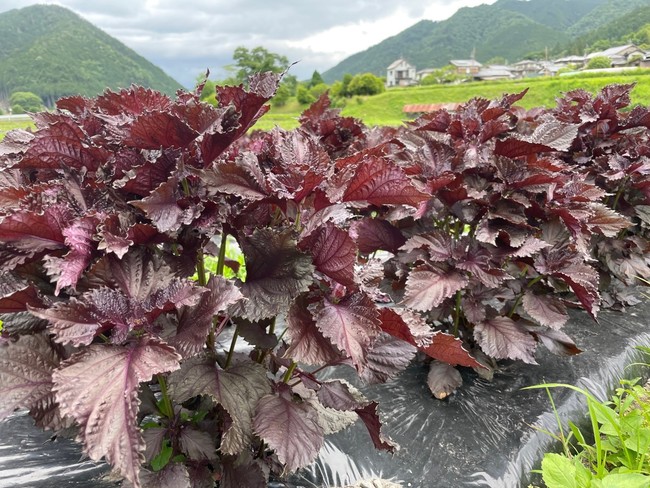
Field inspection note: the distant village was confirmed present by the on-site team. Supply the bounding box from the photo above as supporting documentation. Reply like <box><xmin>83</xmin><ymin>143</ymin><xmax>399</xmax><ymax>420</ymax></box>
<box><xmin>386</xmin><ymin>44</ymin><xmax>650</xmax><ymax>87</ymax></box>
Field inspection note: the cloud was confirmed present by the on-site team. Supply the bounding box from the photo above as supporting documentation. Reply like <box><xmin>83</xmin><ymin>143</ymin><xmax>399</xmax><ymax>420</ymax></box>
<box><xmin>0</xmin><ymin>0</ymin><xmax>497</xmax><ymax>88</ymax></box>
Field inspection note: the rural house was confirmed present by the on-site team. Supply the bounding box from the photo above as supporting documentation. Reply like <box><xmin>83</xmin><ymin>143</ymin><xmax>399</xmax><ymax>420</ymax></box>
<box><xmin>586</xmin><ymin>44</ymin><xmax>646</xmax><ymax>67</ymax></box>
<box><xmin>511</xmin><ymin>59</ymin><xmax>543</xmax><ymax>77</ymax></box>
<box><xmin>450</xmin><ymin>59</ymin><xmax>482</xmax><ymax>76</ymax></box>
<box><xmin>474</xmin><ymin>65</ymin><xmax>515</xmax><ymax>81</ymax></box>
<box><xmin>386</xmin><ymin>58</ymin><xmax>417</xmax><ymax>86</ymax></box>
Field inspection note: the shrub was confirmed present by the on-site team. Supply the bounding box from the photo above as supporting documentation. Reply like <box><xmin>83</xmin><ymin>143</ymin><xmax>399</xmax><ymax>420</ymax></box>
<box><xmin>586</xmin><ymin>56</ymin><xmax>612</xmax><ymax>70</ymax></box>
<box><xmin>0</xmin><ymin>76</ymin><xmax>649</xmax><ymax>488</ymax></box>
<box><xmin>347</xmin><ymin>72</ymin><xmax>385</xmax><ymax>96</ymax></box>
<box><xmin>296</xmin><ymin>83</ymin><xmax>316</xmax><ymax>104</ymax></box>
<box><xmin>9</xmin><ymin>91</ymin><xmax>44</xmax><ymax>113</ymax></box>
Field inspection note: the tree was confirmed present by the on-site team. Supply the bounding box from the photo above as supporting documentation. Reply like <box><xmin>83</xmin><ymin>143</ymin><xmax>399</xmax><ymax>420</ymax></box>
<box><xmin>296</xmin><ymin>84</ymin><xmax>316</xmax><ymax>105</ymax></box>
<box><xmin>228</xmin><ymin>46</ymin><xmax>290</xmax><ymax>85</ymax></box>
<box><xmin>421</xmin><ymin>65</ymin><xmax>463</xmax><ymax>85</ymax></box>
<box><xmin>309</xmin><ymin>83</ymin><xmax>329</xmax><ymax>101</ymax></box>
<box><xmin>586</xmin><ymin>56</ymin><xmax>611</xmax><ymax>70</ymax></box>
<box><xmin>330</xmin><ymin>74</ymin><xmax>354</xmax><ymax>99</ymax></box>
<box><xmin>271</xmin><ymin>83</ymin><xmax>291</xmax><ymax>107</ymax></box>
<box><xmin>308</xmin><ymin>70</ymin><xmax>325</xmax><ymax>88</ymax></box>
<box><xmin>9</xmin><ymin>91</ymin><xmax>43</xmax><ymax>113</ymax></box>
<box><xmin>347</xmin><ymin>73</ymin><xmax>385</xmax><ymax>96</ymax></box>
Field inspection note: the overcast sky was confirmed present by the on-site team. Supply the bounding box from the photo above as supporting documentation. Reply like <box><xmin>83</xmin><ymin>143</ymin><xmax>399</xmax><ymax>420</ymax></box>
<box><xmin>0</xmin><ymin>0</ymin><xmax>497</xmax><ymax>88</ymax></box>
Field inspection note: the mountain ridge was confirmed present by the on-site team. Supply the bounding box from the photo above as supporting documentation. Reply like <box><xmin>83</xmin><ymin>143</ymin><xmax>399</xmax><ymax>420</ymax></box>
<box><xmin>0</xmin><ymin>4</ymin><xmax>182</xmax><ymax>106</ymax></box>
<box><xmin>322</xmin><ymin>0</ymin><xmax>650</xmax><ymax>83</ymax></box>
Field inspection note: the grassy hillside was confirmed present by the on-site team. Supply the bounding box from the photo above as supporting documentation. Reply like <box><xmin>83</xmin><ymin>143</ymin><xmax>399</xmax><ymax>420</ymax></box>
<box><xmin>255</xmin><ymin>70</ymin><xmax>650</xmax><ymax>130</ymax></box>
<box><xmin>0</xmin><ymin>5</ymin><xmax>182</xmax><ymax>106</ymax></box>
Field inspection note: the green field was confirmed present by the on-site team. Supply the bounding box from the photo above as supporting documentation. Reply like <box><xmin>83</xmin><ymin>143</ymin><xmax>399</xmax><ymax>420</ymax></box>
<box><xmin>259</xmin><ymin>69</ymin><xmax>650</xmax><ymax>129</ymax></box>
<box><xmin>2</xmin><ymin>70</ymin><xmax>650</xmax><ymax>138</ymax></box>
<box><xmin>0</xmin><ymin>117</ymin><xmax>34</xmax><ymax>140</ymax></box>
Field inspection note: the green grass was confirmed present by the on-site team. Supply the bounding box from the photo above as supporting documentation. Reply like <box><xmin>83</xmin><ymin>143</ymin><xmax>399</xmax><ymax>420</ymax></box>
<box><xmin>0</xmin><ymin>117</ymin><xmax>35</xmax><ymax>140</ymax></box>
<box><xmin>256</xmin><ymin>69</ymin><xmax>650</xmax><ymax>130</ymax></box>
<box><xmin>525</xmin><ymin>346</ymin><xmax>650</xmax><ymax>487</ymax></box>
<box><xmin>4</xmin><ymin>70</ymin><xmax>650</xmax><ymax>136</ymax></box>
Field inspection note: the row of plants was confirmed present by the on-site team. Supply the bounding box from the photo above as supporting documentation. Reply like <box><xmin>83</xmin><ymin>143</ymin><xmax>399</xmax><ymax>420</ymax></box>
<box><xmin>0</xmin><ymin>73</ymin><xmax>650</xmax><ymax>488</ymax></box>
<box><xmin>529</xmin><ymin>348</ymin><xmax>650</xmax><ymax>487</ymax></box>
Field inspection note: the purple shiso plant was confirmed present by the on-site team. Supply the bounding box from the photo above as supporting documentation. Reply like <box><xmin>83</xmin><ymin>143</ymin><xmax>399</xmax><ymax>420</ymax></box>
<box><xmin>0</xmin><ymin>73</ymin><xmax>649</xmax><ymax>487</ymax></box>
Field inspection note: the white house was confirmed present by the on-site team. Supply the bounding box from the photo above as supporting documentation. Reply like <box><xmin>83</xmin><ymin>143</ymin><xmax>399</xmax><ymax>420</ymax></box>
<box><xmin>386</xmin><ymin>58</ymin><xmax>417</xmax><ymax>87</ymax></box>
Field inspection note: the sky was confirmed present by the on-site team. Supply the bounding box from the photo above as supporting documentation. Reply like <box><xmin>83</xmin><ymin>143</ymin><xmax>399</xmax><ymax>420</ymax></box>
<box><xmin>0</xmin><ymin>0</ymin><xmax>498</xmax><ymax>88</ymax></box>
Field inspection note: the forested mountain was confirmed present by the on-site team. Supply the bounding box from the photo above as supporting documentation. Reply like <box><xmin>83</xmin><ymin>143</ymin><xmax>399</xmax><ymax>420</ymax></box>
<box><xmin>0</xmin><ymin>4</ymin><xmax>182</xmax><ymax>106</ymax></box>
<box><xmin>322</xmin><ymin>0</ymin><xmax>650</xmax><ymax>83</ymax></box>
<box><xmin>564</xmin><ymin>6</ymin><xmax>650</xmax><ymax>54</ymax></box>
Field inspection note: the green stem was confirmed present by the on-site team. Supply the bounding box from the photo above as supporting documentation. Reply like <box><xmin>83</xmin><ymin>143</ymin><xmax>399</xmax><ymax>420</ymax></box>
<box><xmin>453</xmin><ymin>290</ymin><xmax>462</xmax><ymax>337</ymax></box>
<box><xmin>295</xmin><ymin>209</ymin><xmax>302</xmax><ymax>233</ymax></box>
<box><xmin>509</xmin><ymin>275</ymin><xmax>544</xmax><ymax>317</ymax></box>
<box><xmin>196</xmin><ymin>249</ymin><xmax>208</xmax><ymax>287</ymax></box>
<box><xmin>282</xmin><ymin>361</ymin><xmax>298</xmax><ymax>383</ymax></box>
<box><xmin>611</xmin><ymin>177</ymin><xmax>628</xmax><ymax>211</ymax></box>
<box><xmin>157</xmin><ymin>374</ymin><xmax>174</xmax><ymax>418</ymax></box>
<box><xmin>216</xmin><ymin>232</ymin><xmax>227</xmax><ymax>276</ymax></box>
<box><xmin>181</xmin><ymin>178</ymin><xmax>191</xmax><ymax>197</ymax></box>
<box><xmin>224</xmin><ymin>325</ymin><xmax>239</xmax><ymax>369</ymax></box>
<box><xmin>508</xmin><ymin>294</ymin><xmax>524</xmax><ymax>318</ymax></box>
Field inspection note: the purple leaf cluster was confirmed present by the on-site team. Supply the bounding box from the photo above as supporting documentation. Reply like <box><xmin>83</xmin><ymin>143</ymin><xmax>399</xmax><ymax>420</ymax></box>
<box><xmin>0</xmin><ymin>75</ymin><xmax>649</xmax><ymax>487</ymax></box>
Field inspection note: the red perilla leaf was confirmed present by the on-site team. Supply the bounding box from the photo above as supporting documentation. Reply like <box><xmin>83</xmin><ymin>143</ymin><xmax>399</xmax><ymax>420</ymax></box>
<box><xmin>284</xmin><ymin>296</ymin><xmax>344</xmax><ymax>366</ymax></box>
<box><xmin>0</xmin><ymin>334</ymin><xmax>64</xmax><ymax>430</ymax></box>
<box><xmin>420</xmin><ymin>332</ymin><xmax>483</xmax><ymax>369</ymax></box>
<box><xmin>350</xmin><ymin>217</ymin><xmax>406</xmax><ymax>254</ymax></box>
<box><xmin>378</xmin><ymin>307</ymin><xmax>434</xmax><ymax>348</ymax></box>
<box><xmin>168</xmin><ymin>357</ymin><xmax>271</xmax><ymax>456</ymax></box>
<box><xmin>402</xmin><ymin>265</ymin><xmax>469</xmax><ymax>312</ymax></box>
<box><xmin>171</xmin><ymin>275</ymin><xmax>243</xmax><ymax>358</ymax></box>
<box><xmin>312</xmin><ymin>292</ymin><xmax>382</xmax><ymax>372</ymax></box>
<box><xmin>427</xmin><ymin>360</ymin><xmax>462</xmax><ymax>400</ymax></box>
<box><xmin>234</xmin><ymin>229</ymin><xmax>314</xmax><ymax>321</ymax></box>
<box><xmin>333</xmin><ymin>156</ymin><xmax>429</xmax><ymax>207</ymax></box>
<box><xmin>300</xmin><ymin>222</ymin><xmax>357</xmax><ymax>289</ymax></box>
<box><xmin>253</xmin><ymin>384</ymin><xmax>324</xmax><ymax>472</ymax></box>
<box><xmin>522</xmin><ymin>291</ymin><xmax>568</xmax><ymax>330</ymax></box>
<box><xmin>474</xmin><ymin>316</ymin><xmax>537</xmax><ymax>364</ymax></box>
<box><xmin>53</xmin><ymin>337</ymin><xmax>181</xmax><ymax>488</ymax></box>
<box><xmin>359</xmin><ymin>332</ymin><xmax>417</xmax><ymax>384</ymax></box>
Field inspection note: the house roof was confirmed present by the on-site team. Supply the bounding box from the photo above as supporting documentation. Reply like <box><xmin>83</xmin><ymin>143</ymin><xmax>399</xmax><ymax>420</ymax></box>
<box><xmin>554</xmin><ymin>55</ymin><xmax>585</xmax><ymax>63</ymax></box>
<box><xmin>512</xmin><ymin>59</ymin><xmax>540</xmax><ymax>67</ymax></box>
<box><xmin>403</xmin><ymin>103</ymin><xmax>462</xmax><ymax>113</ymax></box>
<box><xmin>587</xmin><ymin>44</ymin><xmax>643</xmax><ymax>59</ymax></box>
<box><xmin>387</xmin><ymin>58</ymin><xmax>414</xmax><ymax>70</ymax></box>
<box><xmin>485</xmin><ymin>64</ymin><xmax>514</xmax><ymax>71</ymax></box>
<box><xmin>450</xmin><ymin>59</ymin><xmax>482</xmax><ymax>68</ymax></box>
<box><xmin>475</xmin><ymin>68</ymin><xmax>513</xmax><ymax>79</ymax></box>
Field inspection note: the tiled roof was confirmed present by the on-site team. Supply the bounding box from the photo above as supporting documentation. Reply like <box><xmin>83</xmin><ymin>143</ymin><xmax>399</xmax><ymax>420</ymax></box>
<box><xmin>450</xmin><ymin>59</ymin><xmax>482</xmax><ymax>68</ymax></box>
<box><xmin>403</xmin><ymin>103</ymin><xmax>462</xmax><ymax>113</ymax></box>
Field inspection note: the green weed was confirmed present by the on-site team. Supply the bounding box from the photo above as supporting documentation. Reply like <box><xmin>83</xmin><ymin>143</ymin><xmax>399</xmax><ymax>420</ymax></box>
<box><xmin>525</xmin><ymin>356</ymin><xmax>650</xmax><ymax>487</ymax></box>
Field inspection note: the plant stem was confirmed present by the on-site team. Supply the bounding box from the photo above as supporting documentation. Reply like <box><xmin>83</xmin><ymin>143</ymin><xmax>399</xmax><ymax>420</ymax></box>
<box><xmin>224</xmin><ymin>325</ymin><xmax>239</xmax><ymax>369</ymax></box>
<box><xmin>508</xmin><ymin>294</ymin><xmax>524</xmax><ymax>318</ymax></box>
<box><xmin>157</xmin><ymin>374</ymin><xmax>174</xmax><ymax>418</ymax></box>
<box><xmin>181</xmin><ymin>178</ymin><xmax>191</xmax><ymax>197</ymax></box>
<box><xmin>196</xmin><ymin>249</ymin><xmax>208</xmax><ymax>287</ymax></box>
<box><xmin>453</xmin><ymin>289</ymin><xmax>462</xmax><ymax>337</ymax></box>
<box><xmin>196</xmin><ymin>249</ymin><xmax>214</xmax><ymax>349</ymax></box>
<box><xmin>282</xmin><ymin>361</ymin><xmax>297</xmax><ymax>383</ymax></box>
<box><xmin>612</xmin><ymin>177</ymin><xmax>628</xmax><ymax>211</ymax></box>
<box><xmin>216</xmin><ymin>232</ymin><xmax>227</xmax><ymax>277</ymax></box>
